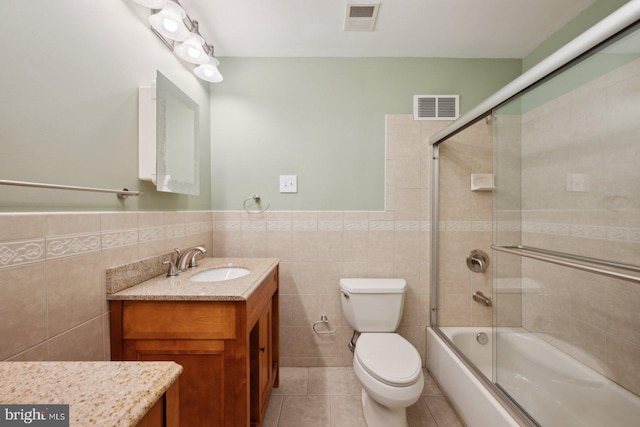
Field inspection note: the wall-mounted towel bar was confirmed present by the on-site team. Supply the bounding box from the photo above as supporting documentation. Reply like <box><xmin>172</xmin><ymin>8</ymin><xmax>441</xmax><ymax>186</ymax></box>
<box><xmin>0</xmin><ymin>179</ymin><xmax>143</xmax><ymax>199</ymax></box>
<box><xmin>492</xmin><ymin>244</ymin><xmax>640</xmax><ymax>284</ymax></box>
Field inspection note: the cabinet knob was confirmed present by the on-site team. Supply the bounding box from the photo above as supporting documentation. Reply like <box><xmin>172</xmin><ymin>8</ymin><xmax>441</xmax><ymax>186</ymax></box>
<box><xmin>260</xmin><ymin>347</ymin><xmax>266</xmax><ymax>353</ymax></box>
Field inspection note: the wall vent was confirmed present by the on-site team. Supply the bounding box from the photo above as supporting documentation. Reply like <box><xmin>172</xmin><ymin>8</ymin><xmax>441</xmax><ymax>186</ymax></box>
<box><xmin>344</xmin><ymin>3</ymin><xmax>380</xmax><ymax>31</ymax></box>
<box><xmin>413</xmin><ymin>95</ymin><xmax>459</xmax><ymax>120</ymax></box>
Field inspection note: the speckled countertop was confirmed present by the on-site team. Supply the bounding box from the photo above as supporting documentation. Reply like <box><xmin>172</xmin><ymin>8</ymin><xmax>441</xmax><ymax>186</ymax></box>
<box><xmin>0</xmin><ymin>361</ymin><xmax>182</xmax><ymax>427</ymax></box>
<box><xmin>107</xmin><ymin>258</ymin><xmax>279</xmax><ymax>301</ymax></box>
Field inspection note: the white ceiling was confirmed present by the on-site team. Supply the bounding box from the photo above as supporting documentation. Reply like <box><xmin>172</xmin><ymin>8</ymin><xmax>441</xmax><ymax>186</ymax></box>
<box><xmin>180</xmin><ymin>0</ymin><xmax>597</xmax><ymax>58</ymax></box>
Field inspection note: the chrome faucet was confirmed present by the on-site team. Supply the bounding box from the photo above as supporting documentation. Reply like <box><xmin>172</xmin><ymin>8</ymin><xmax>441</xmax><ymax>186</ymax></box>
<box><xmin>472</xmin><ymin>291</ymin><xmax>492</xmax><ymax>306</ymax></box>
<box><xmin>175</xmin><ymin>246</ymin><xmax>207</xmax><ymax>272</ymax></box>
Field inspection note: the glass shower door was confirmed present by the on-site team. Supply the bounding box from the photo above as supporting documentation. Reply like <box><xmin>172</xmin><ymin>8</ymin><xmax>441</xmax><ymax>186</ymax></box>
<box><xmin>492</xmin><ymin>23</ymin><xmax>640</xmax><ymax>426</ymax></box>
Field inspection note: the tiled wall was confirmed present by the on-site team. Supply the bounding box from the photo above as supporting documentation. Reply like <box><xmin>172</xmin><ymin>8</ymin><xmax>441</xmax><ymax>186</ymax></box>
<box><xmin>495</xmin><ymin>57</ymin><xmax>640</xmax><ymax>395</ymax></box>
<box><xmin>0</xmin><ymin>211</ymin><xmax>212</xmax><ymax>361</ymax></box>
<box><xmin>0</xmin><ymin>116</ymin><xmax>441</xmax><ymax>366</ymax></box>
<box><xmin>212</xmin><ymin>115</ymin><xmax>445</xmax><ymax>366</ymax></box>
<box><xmin>436</xmin><ymin>119</ymin><xmax>495</xmax><ymax>326</ymax></box>
<box><xmin>0</xmin><ymin>115</ymin><xmax>487</xmax><ymax>368</ymax></box>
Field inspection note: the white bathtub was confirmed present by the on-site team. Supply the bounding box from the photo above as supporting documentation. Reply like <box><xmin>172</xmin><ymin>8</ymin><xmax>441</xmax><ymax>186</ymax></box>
<box><xmin>427</xmin><ymin>326</ymin><xmax>640</xmax><ymax>427</ymax></box>
<box><xmin>427</xmin><ymin>327</ymin><xmax>519</xmax><ymax>427</ymax></box>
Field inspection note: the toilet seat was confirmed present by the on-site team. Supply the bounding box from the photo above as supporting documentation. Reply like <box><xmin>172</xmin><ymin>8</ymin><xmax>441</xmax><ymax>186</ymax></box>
<box><xmin>355</xmin><ymin>333</ymin><xmax>422</xmax><ymax>387</ymax></box>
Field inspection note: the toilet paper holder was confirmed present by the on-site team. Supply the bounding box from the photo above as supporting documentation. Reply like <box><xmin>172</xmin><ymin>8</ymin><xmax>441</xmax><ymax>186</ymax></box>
<box><xmin>312</xmin><ymin>314</ymin><xmax>336</xmax><ymax>334</ymax></box>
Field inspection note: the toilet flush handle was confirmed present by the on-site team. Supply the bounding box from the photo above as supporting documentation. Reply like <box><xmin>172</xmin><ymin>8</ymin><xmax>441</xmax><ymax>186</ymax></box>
<box><xmin>342</xmin><ymin>291</ymin><xmax>350</xmax><ymax>299</ymax></box>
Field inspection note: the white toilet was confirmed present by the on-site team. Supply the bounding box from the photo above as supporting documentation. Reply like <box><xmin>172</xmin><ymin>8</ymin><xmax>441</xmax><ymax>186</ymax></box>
<box><xmin>340</xmin><ymin>278</ymin><xmax>424</xmax><ymax>427</ymax></box>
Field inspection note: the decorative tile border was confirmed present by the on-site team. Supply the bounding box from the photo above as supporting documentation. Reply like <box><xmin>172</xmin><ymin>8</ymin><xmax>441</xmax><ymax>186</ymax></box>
<box><xmin>165</xmin><ymin>223</ymin><xmax>186</xmax><ymax>238</ymax></box>
<box><xmin>46</xmin><ymin>233</ymin><xmax>101</xmax><ymax>260</ymax></box>
<box><xmin>214</xmin><ymin>220</ymin><xmax>242</xmax><ymax>231</ymax></box>
<box><xmin>102</xmin><ymin>229</ymin><xmax>138</xmax><ymax>250</ymax></box>
<box><xmin>607</xmin><ymin>226</ymin><xmax>640</xmax><ymax>243</ymax></box>
<box><xmin>318</xmin><ymin>221</ymin><xmax>343</xmax><ymax>231</ymax></box>
<box><xmin>267</xmin><ymin>221</ymin><xmax>292</xmax><ymax>231</ymax></box>
<box><xmin>292</xmin><ymin>220</ymin><xmax>317</xmax><ymax>231</ymax></box>
<box><xmin>495</xmin><ymin>221</ymin><xmax>521</xmax><ymax>232</ymax></box>
<box><xmin>520</xmin><ymin>222</ymin><xmax>640</xmax><ymax>243</ymax></box>
<box><xmin>395</xmin><ymin>221</ymin><xmax>421</xmax><ymax>231</ymax></box>
<box><xmin>0</xmin><ymin>218</ymin><xmax>221</xmax><ymax>269</ymax></box>
<box><xmin>139</xmin><ymin>225</ymin><xmax>165</xmax><ymax>243</ymax></box>
<box><xmin>0</xmin><ymin>239</ymin><xmax>45</xmax><ymax>268</ymax></box>
<box><xmin>343</xmin><ymin>221</ymin><xmax>368</xmax><ymax>231</ymax></box>
<box><xmin>571</xmin><ymin>224</ymin><xmax>607</xmax><ymax>240</ymax></box>
<box><xmin>1</xmin><ymin>213</ymin><xmax>638</xmax><ymax>272</ymax></box>
<box><xmin>186</xmin><ymin>221</ymin><xmax>213</xmax><ymax>235</ymax></box>
<box><xmin>370</xmin><ymin>221</ymin><xmax>394</xmax><ymax>231</ymax></box>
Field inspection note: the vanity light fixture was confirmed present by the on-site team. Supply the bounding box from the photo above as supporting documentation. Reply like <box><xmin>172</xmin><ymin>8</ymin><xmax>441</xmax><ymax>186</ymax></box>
<box><xmin>194</xmin><ymin>57</ymin><xmax>223</xmax><ymax>83</ymax></box>
<box><xmin>129</xmin><ymin>0</ymin><xmax>223</xmax><ymax>83</ymax></box>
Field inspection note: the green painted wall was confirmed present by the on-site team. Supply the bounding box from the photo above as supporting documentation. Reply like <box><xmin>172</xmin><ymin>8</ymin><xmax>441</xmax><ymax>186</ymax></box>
<box><xmin>210</xmin><ymin>57</ymin><xmax>521</xmax><ymax>210</ymax></box>
<box><xmin>523</xmin><ymin>0</ymin><xmax>630</xmax><ymax>72</ymax></box>
<box><xmin>0</xmin><ymin>0</ymin><xmax>212</xmax><ymax>212</ymax></box>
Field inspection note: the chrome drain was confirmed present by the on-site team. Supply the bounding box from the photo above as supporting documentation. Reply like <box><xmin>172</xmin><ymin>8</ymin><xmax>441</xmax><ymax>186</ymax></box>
<box><xmin>476</xmin><ymin>332</ymin><xmax>489</xmax><ymax>345</ymax></box>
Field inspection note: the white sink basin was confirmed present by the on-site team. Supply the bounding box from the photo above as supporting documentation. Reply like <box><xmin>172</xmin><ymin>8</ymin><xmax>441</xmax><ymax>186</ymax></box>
<box><xmin>190</xmin><ymin>267</ymin><xmax>251</xmax><ymax>282</ymax></box>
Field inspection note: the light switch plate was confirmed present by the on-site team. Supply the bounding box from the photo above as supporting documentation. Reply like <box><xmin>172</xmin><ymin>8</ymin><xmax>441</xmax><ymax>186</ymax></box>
<box><xmin>280</xmin><ymin>175</ymin><xmax>297</xmax><ymax>193</ymax></box>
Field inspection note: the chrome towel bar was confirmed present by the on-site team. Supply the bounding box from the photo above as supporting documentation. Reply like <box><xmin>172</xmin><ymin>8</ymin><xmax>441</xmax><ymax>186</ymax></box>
<box><xmin>492</xmin><ymin>244</ymin><xmax>640</xmax><ymax>284</ymax></box>
<box><xmin>0</xmin><ymin>179</ymin><xmax>143</xmax><ymax>199</ymax></box>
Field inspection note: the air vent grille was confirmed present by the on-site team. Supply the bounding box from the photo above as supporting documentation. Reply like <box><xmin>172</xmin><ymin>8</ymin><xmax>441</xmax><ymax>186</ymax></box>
<box><xmin>344</xmin><ymin>3</ymin><xmax>380</xmax><ymax>31</ymax></box>
<box><xmin>349</xmin><ymin>6</ymin><xmax>375</xmax><ymax>18</ymax></box>
<box><xmin>413</xmin><ymin>95</ymin><xmax>460</xmax><ymax>120</ymax></box>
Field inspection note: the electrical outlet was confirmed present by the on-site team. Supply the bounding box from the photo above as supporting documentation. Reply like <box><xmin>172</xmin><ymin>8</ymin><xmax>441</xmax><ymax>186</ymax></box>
<box><xmin>280</xmin><ymin>175</ymin><xmax>297</xmax><ymax>193</ymax></box>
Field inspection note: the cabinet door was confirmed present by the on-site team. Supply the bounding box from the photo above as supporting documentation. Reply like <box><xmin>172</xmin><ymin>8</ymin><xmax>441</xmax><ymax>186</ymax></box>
<box><xmin>258</xmin><ymin>304</ymin><xmax>272</xmax><ymax>403</ymax></box>
<box><xmin>125</xmin><ymin>339</ymin><xmax>229</xmax><ymax>427</ymax></box>
<box><xmin>250</xmin><ymin>303</ymin><xmax>273</xmax><ymax>423</ymax></box>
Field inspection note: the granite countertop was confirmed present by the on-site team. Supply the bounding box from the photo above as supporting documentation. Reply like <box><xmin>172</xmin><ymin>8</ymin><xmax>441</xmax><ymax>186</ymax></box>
<box><xmin>108</xmin><ymin>257</ymin><xmax>279</xmax><ymax>301</ymax></box>
<box><xmin>0</xmin><ymin>361</ymin><xmax>182</xmax><ymax>427</ymax></box>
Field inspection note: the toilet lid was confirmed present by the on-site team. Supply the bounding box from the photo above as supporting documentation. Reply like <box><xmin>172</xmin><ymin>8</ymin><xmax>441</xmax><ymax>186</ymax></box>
<box><xmin>355</xmin><ymin>333</ymin><xmax>422</xmax><ymax>387</ymax></box>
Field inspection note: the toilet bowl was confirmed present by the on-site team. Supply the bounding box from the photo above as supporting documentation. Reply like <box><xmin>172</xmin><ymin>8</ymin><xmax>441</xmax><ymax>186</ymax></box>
<box><xmin>339</xmin><ymin>278</ymin><xmax>424</xmax><ymax>427</ymax></box>
<box><xmin>353</xmin><ymin>333</ymin><xmax>423</xmax><ymax>427</ymax></box>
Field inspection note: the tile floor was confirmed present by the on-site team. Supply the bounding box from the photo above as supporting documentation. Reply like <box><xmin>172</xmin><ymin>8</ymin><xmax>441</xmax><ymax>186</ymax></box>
<box><xmin>263</xmin><ymin>367</ymin><xmax>464</xmax><ymax>427</ymax></box>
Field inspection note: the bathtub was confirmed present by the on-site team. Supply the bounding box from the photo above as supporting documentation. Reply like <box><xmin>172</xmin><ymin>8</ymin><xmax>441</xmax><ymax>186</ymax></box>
<box><xmin>427</xmin><ymin>327</ymin><xmax>519</xmax><ymax>427</ymax></box>
<box><xmin>427</xmin><ymin>326</ymin><xmax>640</xmax><ymax>427</ymax></box>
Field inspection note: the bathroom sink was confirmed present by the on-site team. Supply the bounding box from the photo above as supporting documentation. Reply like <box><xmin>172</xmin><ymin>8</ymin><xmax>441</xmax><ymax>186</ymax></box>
<box><xmin>189</xmin><ymin>267</ymin><xmax>251</xmax><ymax>282</ymax></box>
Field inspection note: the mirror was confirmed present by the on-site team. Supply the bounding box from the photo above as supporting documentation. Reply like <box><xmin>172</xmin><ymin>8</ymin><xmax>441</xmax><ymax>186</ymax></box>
<box><xmin>156</xmin><ymin>71</ymin><xmax>200</xmax><ymax>195</ymax></box>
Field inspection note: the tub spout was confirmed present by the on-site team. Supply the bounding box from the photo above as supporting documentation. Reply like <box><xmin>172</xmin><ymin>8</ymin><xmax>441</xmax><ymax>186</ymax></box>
<box><xmin>472</xmin><ymin>291</ymin><xmax>492</xmax><ymax>306</ymax></box>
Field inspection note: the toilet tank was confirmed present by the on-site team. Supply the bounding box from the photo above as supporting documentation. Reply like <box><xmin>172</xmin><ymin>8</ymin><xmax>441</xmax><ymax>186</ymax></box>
<box><xmin>340</xmin><ymin>278</ymin><xmax>407</xmax><ymax>332</ymax></box>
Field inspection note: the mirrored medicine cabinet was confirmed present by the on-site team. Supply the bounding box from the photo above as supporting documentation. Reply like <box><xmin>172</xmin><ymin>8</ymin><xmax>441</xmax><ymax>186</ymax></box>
<box><xmin>139</xmin><ymin>71</ymin><xmax>200</xmax><ymax>196</ymax></box>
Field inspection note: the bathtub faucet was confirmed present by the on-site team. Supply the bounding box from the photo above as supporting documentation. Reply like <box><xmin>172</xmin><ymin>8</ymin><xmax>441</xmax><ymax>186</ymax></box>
<box><xmin>472</xmin><ymin>291</ymin><xmax>492</xmax><ymax>306</ymax></box>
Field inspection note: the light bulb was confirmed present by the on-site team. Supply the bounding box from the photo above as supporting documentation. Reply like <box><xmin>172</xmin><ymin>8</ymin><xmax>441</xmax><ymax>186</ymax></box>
<box><xmin>194</xmin><ymin>58</ymin><xmax>223</xmax><ymax>83</ymax></box>
<box><xmin>162</xmin><ymin>17</ymin><xmax>178</xmax><ymax>33</ymax></box>
<box><xmin>175</xmin><ymin>33</ymin><xmax>208</xmax><ymax>64</ymax></box>
<box><xmin>149</xmin><ymin>1</ymin><xmax>189</xmax><ymax>41</ymax></box>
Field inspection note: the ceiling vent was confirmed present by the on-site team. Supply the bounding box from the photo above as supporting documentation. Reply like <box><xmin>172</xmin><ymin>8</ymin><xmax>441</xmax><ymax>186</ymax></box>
<box><xmin>344</xmin><ymin>3</ymin><xmax>380</xmax><ymax>31</ymax></box>
<box><xmin>413</xmin><ymin>95</ymin><xmax>460</xmax><ymax>120</ymax></box>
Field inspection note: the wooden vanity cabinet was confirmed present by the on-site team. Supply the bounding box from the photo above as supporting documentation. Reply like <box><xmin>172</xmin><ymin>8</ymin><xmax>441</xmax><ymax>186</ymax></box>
<box><xmin>137</xmin><ymin>381</ymin><xmax>180</xmax><ymax>427</ymax></box>
<box><xmin>110</xmin><ymin>267</ymin><xmax>279</xmax><ymax>427</ymax></box>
